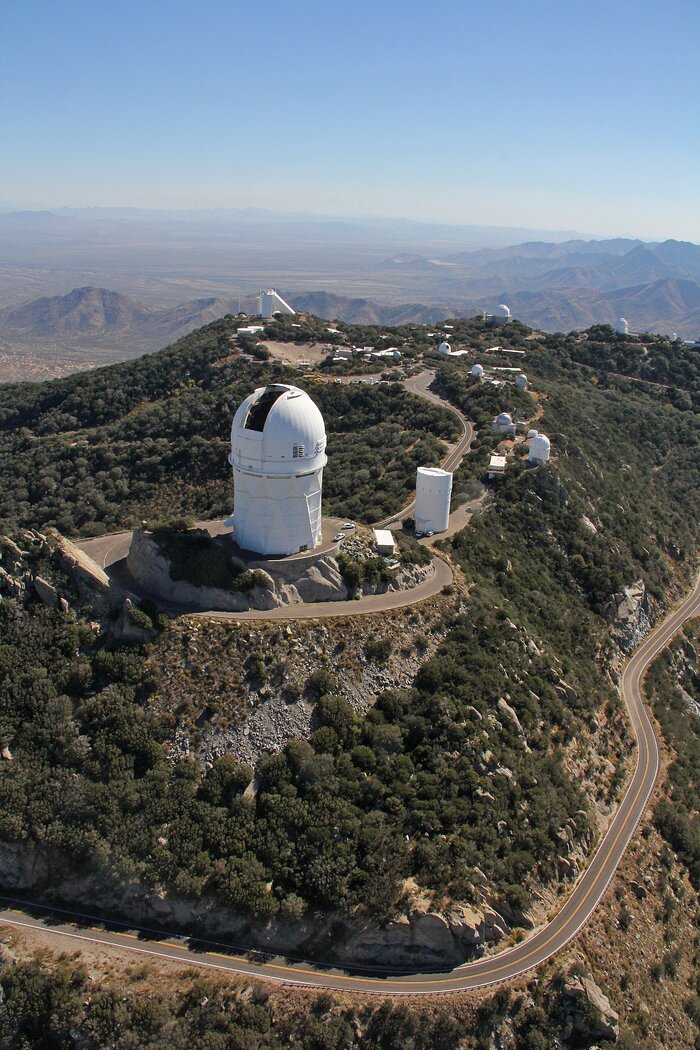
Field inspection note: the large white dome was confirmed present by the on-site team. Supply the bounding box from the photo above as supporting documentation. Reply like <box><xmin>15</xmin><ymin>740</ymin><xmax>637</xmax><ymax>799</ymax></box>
<box><xmin>230</xmin><ymin>384</ymin><xmax>327</xmax><ymax>475</ymax></box>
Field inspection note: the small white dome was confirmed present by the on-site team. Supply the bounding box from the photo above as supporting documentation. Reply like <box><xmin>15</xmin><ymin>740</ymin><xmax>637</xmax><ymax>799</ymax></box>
<box><xmin>438</xmin><ymin>341</ymin><xmax>451</xmax><ymax>355</ymax></box>
<box><xmin>515</xmin><ymin>372</ymin><xmax>528</xmax><ymax>387</ymax></box>
<box><xmin>496</xmin><ymin>412</ymin><xmax>513</xmax><ymax>425</ymax></box>
<box><xmin>471</xmin><ymin>363</ymin><xmax>484</xmax><ymax>377</ymax></box>
<box><xmin>496</xmin><ymin>303</ymin><xmax>511</xmax><ymax>317</ymax></box>
<box><xmin>230</xmin><ymin>384</ymin><xmax>327</xmax><ymax>475</ymax></box>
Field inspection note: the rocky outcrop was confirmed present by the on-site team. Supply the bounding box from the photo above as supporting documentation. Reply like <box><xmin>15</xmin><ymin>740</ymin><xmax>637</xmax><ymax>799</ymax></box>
<box><xmin>0</xmin><ymin>837</ymin><xmax>525</xmax><ymax>969</ymax></box>
<box><xmin>126</xmin><ymin>530</ymin><xmax>430</xmax><ymax>613</ymax></box>
<box><xmin>611</xmin><ymin>578</ymin><xmax>651</xmax><ymax>652</ymax></box>
<box><xmin>0</xmin><ymin>841</ymin><xmax>49</xmax><ymax>889</ymax></box>
<box><xmin>126</xmin><ymin>530</ymin><xmax>281</xmax><ymax>612</ymax></box>
<box><xmin>560</xmin><ymin>972</ymin><xmax>619</xmax><ymax>1043</ymax></box>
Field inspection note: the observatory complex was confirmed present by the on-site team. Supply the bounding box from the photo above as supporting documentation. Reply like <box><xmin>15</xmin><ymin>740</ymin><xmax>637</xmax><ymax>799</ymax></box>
<box><xmin>227</xmin><ymin>384</ymin><xmax>327</xmax><ymax>556</ymax></box>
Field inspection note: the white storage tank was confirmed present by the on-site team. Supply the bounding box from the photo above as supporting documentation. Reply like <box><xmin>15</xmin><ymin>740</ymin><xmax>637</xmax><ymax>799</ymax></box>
<box><xmin>227</xmin><ymin>384</ymin><xmax>327</xmax><ymax>555</ymax></box>
<box><xmin>528</xmin><ymin>433</ymin><xmax>551</xmax><ymax>464</ymax></box>
<box><xmin>415</xmin><ymin>466</ymin><xmax>453</xmax><ymax>534</ymax></box>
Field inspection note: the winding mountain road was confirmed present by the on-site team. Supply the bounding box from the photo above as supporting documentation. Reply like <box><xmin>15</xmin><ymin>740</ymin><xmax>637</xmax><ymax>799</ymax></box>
<box><xmin>2</xmin><ymin>573</ymin><xmax>698</xmax><ymax>993</ymax></box>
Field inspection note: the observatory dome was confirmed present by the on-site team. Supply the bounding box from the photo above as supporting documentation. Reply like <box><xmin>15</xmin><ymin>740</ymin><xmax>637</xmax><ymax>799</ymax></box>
<box><xmin>515</xmin><ymin>372</ymin><xmax>528</xmax><ymax>389</ymax></box>
<box><xmin>496</xmin><ymin>303</ymin><xmax>511</xmax><ymax>318</ymax></box>
<box><xmin>438</xmin><ymin>341</ymin><xmax>451</xmax><ymax>355</ymax></box>
<box><xmin>529</xmin><ymin>433</ymin><xmax>551</xmax><ymax>464</ymax></box>
<box><xmin>471</xmin><ymin>363</ymin><xmax>485</xmax><ymax>377</ymax></box>
<box><xmin>616</xmin><ymin>317</ymin><xmax>629</xmax><ymax>334</ymax></box>
<box><xmin>496</xmin><ymin>412</ymin><xmax>513</xmax><ymax>425</ymax></box>
<box><xmin>228</xmin><ymin>384</ymin><xmax>328</xmax><ymax>556</ymax></box>
<box><xmin>527</xmin><ymin>428</ymin><xmax>539</xmax><ymax>439</ymax></box>
<box><xmin>230</xmin><ymin>384</ymin><xmax>326</xmax><ymax>474</ymax></box>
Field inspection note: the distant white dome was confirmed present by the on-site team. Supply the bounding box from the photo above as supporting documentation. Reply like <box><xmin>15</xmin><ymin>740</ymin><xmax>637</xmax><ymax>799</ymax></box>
<box><xmin>496</xmin><ymin>412</ymin><xmax>513</xmax><ymax>425</ymax></box>
<box><xmin>471</xmin><ymin>363</ymin><xmax>484</xmax><ymax>377</ymax></box>
<box><xmin>230</xmin><ymin>384</ymin><xmax>326</xmax><ymax>474</ymax></box>
<box><xmin>529</xmin><ymin>433</ymin><xmax>551</xmax><ymax>464</ymax></box>
<box><xmin>515</xmin><ymin>372</ymin><xmax>528</xmax><ymax>389</ymax></box>
<box><xmin>496</xmin><ymin>304</ymin><xmax>511</xmax><ymax>318</ymax></box>
<box><xmin>438</xmin><ymin>341</ymin><xmax>451</xmax><ymax>355</ymax></box>
<box><xmin>616</xmin><ymin>317</ymin><xmax>629</xmax><ymax>334</ymax></box>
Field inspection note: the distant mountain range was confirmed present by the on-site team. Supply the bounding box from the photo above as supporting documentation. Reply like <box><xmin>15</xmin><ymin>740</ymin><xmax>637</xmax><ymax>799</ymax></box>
<box><xmin>2</xmin><ymin>234</ymin><xmax>700</xmax><ymax>382</ymax></box>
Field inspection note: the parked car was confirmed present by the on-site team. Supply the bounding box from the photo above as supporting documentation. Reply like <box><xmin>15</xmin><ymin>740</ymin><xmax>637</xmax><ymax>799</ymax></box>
<box><xmin>342</xmin><ymin>522</ymin><xmax>355</xmax><ymax>530</ymax></box>
<box><xmin>333</xmin><ymin>533</ymin><xmax>345</xmax><ymax>542</ymax></box>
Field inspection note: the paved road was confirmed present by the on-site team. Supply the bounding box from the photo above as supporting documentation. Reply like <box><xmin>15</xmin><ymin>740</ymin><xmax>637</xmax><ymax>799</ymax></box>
<box><xmin>3</xmin><ymin>573</ymin><xmax>698</xmax><ymax>993</ymax></box>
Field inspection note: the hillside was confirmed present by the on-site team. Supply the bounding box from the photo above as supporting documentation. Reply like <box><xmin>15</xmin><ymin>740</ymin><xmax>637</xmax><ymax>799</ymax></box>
<box><xmin>0</xmin><ymin>316</ymin><xmax>699</xmax><ymax>1046</ymax></box>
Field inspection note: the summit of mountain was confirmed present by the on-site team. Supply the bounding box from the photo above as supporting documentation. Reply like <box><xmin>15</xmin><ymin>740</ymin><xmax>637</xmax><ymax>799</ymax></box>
<box><xmin>0</xmin><ymin>286</ymin><xmax>155</xmax><ymax>335</ymax></box>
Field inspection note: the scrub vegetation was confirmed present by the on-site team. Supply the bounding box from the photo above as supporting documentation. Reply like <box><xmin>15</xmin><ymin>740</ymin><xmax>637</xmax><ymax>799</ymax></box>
<box><xmin>0</xmin><ymin>318</ymin><xmax>457</xmax><ymax>536</ymax></box>
<box><xmin>0</xmin><ymin>317</ymin><xmax>699</xmax><ymax>1033</ymax></box>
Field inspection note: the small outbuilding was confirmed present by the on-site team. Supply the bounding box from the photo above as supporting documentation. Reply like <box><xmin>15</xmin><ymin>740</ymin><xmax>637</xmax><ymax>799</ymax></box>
<box><xmin>373</xmin><ymin>529</ymin><xmax>397</xmax><ymax>556</ymax></box>
<box><xmin>488</xmin><ymin>454</ymin><xmax>507</xmax><ymax>477</ymax></box>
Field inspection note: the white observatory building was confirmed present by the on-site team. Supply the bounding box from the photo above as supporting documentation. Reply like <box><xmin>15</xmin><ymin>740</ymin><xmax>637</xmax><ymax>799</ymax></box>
<box><xmin>515</xmin><ymin>372</ymin><xmax>528</xmax><ymax>390</ymax></box>
<box><xmin>415</xmin><ymin>467</ymin><xmax>453</xmax><ymax>534</ymax></box>
<box><xmin>227</xmin><ymin>384</ymin><xmax>327</xmax><ymax>556</ymax></box>
<box><xmin>492</xmin><ymin>411</ymin><xmax>516</xmax><ymax>436</ymax></box>
<box><xmin>495</xmin><ymin>304</ymin><xmax>512</xmax><ymax>325</ymax></box>
<box><xmin>616</xmin><ymin>317</ymin><xmax>629</xmax><ymax>335</ymax></box>
<box><xmin>528</xmin><ymin>433</ymin><xmax>551</xmax><ymax>465</ymax></box>
<box><xmin>258</xmin><ymin>290</ymin><xmax>296</xmax><ymax>320</ymax></box>
<box><xmin>471</xmin><ymin>363</ymin><xmax>485</xmax><ymax>378</ymax></box>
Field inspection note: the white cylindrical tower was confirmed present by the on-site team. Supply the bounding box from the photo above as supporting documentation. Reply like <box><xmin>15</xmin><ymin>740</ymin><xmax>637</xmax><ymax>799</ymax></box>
<box><xmin>528</xmin><ymin>433</ymin><xmax>551</xmax><ymax>464</ymax></box>
<box><xmin>415</xmin><ymin>467</ymin><xmax>453</xmax><ymax>534</ymax></box>
<box><xmin>616</xmin><ymin>317</ymin><xmax>629</xmax><ymax>334</ymax></box>
<box><xmin>471</xmin><ymin>363</ymin><xmax>484</xmax><ymax>377</ymax></box>
<box><xmin>515</xmin><ymin>372</ymin><xmax>528</xmax><ymax>390</ymax></box>
<box><xmin>228</xmin><ymin>384</ymin><xmax>327</xmax><ymax>555</ymax></box>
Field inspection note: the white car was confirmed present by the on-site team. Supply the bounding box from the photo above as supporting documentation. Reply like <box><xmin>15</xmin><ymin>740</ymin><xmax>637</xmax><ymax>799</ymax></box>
<box><xmin>342</xmin><ymin>522</ymin><xmax>355</xmax><ymax>530</ymax></box>
<box><xmin>333</xmin><ymin>533</ymin><xmax>345</xmax><ymax>542</ymax></box>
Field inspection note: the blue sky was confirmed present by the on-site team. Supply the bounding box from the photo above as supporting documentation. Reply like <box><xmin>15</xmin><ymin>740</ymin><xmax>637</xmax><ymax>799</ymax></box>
<box><xmin>3</xmin><ymin>0</ymin><xmax>699</xmax><ymax>238</ymax></box>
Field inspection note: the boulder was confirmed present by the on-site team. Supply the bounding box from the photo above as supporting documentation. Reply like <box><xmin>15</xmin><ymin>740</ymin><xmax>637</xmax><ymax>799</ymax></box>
<box><xmin>561</xmin><ymin>973</ymin><xmax>619</xmax><ymax>1042</ymax></box>
<box><xmin>497</xmin><ymin>698</ymin><xmax>531</xmax><ymax>751</ymax></box>
<box><xmin>33</xmin><ymin>575</ymin><xmax>59</xmax><ymax>608</ymax></box>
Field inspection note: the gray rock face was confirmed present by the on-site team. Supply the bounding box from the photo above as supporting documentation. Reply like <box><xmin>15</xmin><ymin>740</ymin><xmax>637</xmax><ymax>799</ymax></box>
<box><xmin>561</xmin><ymin>973</ymin><xmax>620</xmax><ymax>1042</ymax></box>
<box><xmin>125</xmin><ymin>531</ymin><xmax>426</xmax><ymax>612</ymax></box>
<box><xmin>33</xmin><ymin>575</ymin><xmax>59</xmax><ymax>608</ymax></box>
<box><xmin>0</xmin><ymin>842</ymin><xmax>49</xmax><ymax>889</ymax></box>
<box><xmin>611</xmin><ymin>579</ymin><xmax>651</xmax><ymax>653</ymax></box>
